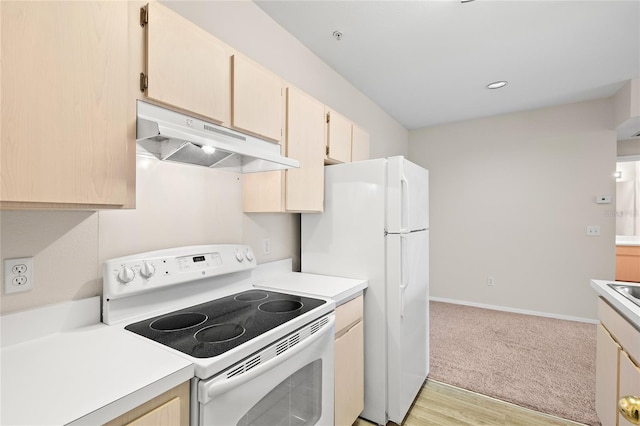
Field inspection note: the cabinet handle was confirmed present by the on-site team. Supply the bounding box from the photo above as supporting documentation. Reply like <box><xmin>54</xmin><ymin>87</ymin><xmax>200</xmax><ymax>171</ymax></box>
<box><xmin>140</xmin><ymin>5</ymin><xmax>148</xmax><ymax>27</ymax></box>
<box><xmin>619</xmin><ymin>395</ymin><xmax>640</xmax><ymax>425</ymax></box>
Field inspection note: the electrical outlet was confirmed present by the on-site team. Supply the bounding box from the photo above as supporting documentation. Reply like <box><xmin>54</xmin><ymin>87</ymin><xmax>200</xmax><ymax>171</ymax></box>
<box><xmin>586</xmin><ymin>226</ymin><xmax>601</xmax><ymax>236</ymax></box>
<box><xmin>487</xmin><ymin>276</ymin><xmax>495</xmax><ymax>286</ymax></box>
<box><xmin>263</xmin><ymin>238</ymin><xmax>271</xmax><ymax>255</ymax></box>
<box><xmin>4</xmin><ymin>257</ymin><xmax>34</xmax><ymax>294</ymax></box>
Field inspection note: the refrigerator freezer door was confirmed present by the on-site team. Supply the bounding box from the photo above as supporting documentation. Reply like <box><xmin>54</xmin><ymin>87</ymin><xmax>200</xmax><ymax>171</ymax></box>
<box><xmin>386</xmin><ymin>230</ymin><xmax>429</xmax><ymax>424</ymax></box>
<box><xmin>386</xmin><ymin>157</ymin><xmax>429</xmax><ymax>233</ymax></box>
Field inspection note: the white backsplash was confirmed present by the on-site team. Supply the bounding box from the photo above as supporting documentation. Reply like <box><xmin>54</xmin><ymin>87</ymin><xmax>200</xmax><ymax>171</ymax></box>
<box><xmin>0</xmin><ymin>156</ymin><xmax>298</xmax><ymax>315</ymax></box>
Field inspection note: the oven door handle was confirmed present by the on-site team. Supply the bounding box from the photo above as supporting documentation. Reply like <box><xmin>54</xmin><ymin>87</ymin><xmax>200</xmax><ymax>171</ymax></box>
<box><xmin>200</xmin><ymin>315</ymin><xmax>335</xmax><ymax>403</ymax></box>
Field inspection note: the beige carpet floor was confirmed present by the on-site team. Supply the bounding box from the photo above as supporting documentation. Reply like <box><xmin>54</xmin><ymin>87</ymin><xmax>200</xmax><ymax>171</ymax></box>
<box><xmin>429</xmin><ymin>301</ymin><xmax>600</xmax><ymax>426</ymax></box>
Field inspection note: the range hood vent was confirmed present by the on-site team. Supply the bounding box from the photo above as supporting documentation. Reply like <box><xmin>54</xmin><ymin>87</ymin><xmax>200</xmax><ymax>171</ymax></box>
<box><xmin>136</xmin><ymin>101</ymin><xmax>299</xmax><ymax>173</ymax></box>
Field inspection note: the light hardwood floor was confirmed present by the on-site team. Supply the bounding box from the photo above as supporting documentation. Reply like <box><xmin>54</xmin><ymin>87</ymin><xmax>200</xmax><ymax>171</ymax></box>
<box><xmin>353</xmin><ymin>380</ymin><xmax>586</xmax><ymax>426</ymax></box>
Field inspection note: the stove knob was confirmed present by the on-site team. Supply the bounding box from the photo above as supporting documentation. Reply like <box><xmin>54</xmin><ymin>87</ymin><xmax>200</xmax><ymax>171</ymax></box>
<box><xmin>139</xmin><ymin>262</ymin><xmax>156</xmax><ymax>279</ymax></box>
<box><xmin>235</xmin><ymin>249</ymin><xmax>245</xmax><ymax>262</ymax></box>
<box><xmin>117</xmin><ymin>266</ymin><xmax>135</xmax><ymax>284</ymax></box>
<box><xmin>245</xmin><ymin>249</ymin><xmax>254</xmax><ymax>262</ymax></box>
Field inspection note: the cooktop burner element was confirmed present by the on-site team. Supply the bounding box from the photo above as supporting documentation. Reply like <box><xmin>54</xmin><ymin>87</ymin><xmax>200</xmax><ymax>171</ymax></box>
<box><xmin>125</xmin><ymin>289</ymin><xmax>325</xmax><ymax>358</ymax></box>
<box><xmin>150</xmin><ymin>312</ymin><xmax>208</xmax><ymax>332</ymax></box>
<box><xmin>195</xmin><ymin>323</ymin><xmax>245</xmax><ymax>343</ymax></box>
<box><xmin>258</xmin><ymin>300</ymin><xmax>303</xmax><ymax>313</ymax></box>
<box><xmin>234</xmin><ymin>291</ymin><xmax>269</xmax><ymax>302</ymax></box>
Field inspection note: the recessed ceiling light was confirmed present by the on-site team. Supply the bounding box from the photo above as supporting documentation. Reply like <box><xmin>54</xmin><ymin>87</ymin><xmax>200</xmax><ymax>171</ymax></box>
<box><xmin>486</xmin><ymin>81</ymin><xmax>508</xmax><ymax>89</ymax></box>
<box><xmin>332</xmin><ymin>31</ymin><xmax>343</xmax><ymax>41</ymax></box>
<box><xmin>461</xmin><ymin>0</ymin><xmax>476</xmax><ymax>3</ymax></box>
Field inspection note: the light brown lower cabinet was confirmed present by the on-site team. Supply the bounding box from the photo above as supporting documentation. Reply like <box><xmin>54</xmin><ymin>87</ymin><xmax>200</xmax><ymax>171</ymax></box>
<box><xmin>619</xmin><ymin>352</ymin><xmax>640</xmax><ymax>426</ymax></box>
<box><xmin>595</xmin><ymin>324</ymin><xmax>620</xmax><ymax>426</ymax></box>
<box><xmin>334</xmin><ymin>296</ymin><xmax>364</xmax><ymax>426</ymax></box>
<box><xmin>615</xmin><ymin>246</ymin><xmax>640</xmax><ymax>282</ymax></box>
<box><xmin>595</xmin><ymin>298</ymin><xmax>640</xmax><ymax>426</ymax></box>
<box><xmin>103</xmin><ymin>381</ymin><xmax>189</xmax><ymax>426</ymax></box>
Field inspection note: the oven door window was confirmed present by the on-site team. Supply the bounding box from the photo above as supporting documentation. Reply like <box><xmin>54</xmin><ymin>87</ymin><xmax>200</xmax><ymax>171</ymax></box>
<box><xmin>238</xmin><ymin>359</ymin><xmax>322</xmax><ymax>426</ymax></box>
<box><xmin>197</xmin><ymin>315</ymin><xmax>335</xmax><ymax>426</ymax></box>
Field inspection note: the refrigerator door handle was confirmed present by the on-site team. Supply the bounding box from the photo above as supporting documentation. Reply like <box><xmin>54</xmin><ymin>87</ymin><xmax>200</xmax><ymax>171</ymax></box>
<box><xmin>400</xmin><ymin>174</ymin><xmax>410</xmax><ymax>233</ymax></box>
<box><xmin>400</xmin><ymin>234</ymin><xmax>409</xmax><ymax>318</ymax></box>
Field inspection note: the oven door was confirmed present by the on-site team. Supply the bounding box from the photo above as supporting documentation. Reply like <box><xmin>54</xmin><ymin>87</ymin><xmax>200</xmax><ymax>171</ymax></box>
<box><xmin>197</xmin><ymin>314</ymin><xmax>335</xmax><ymax>426</ymax></box>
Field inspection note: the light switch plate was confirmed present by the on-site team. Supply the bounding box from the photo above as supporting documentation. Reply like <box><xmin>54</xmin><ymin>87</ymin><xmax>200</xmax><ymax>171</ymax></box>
<box><xmin>586</xmin><ymin>226</ymin><xmax>601</xmax><ymax>236</ymax></box>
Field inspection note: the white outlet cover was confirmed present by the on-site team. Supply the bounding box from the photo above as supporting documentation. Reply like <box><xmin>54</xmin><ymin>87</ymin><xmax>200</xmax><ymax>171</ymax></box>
<box><xmin>4</xmin><ymin>257</ymin><xmax>34</xmax><ymax>294</ymax></box>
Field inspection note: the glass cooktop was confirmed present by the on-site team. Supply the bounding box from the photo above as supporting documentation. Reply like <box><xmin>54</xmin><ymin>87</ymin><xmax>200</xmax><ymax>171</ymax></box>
<box><xmin>125</xmin><ymin>290</ymin><xmax>325</xmax><ymax>358</ymax></box>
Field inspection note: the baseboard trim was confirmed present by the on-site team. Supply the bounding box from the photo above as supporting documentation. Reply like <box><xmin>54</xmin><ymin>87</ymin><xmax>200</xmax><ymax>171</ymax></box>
<box><xmin>429</xmin><ymin>297</ymin><xmax>598</xmax><ymax>324</ymax></box>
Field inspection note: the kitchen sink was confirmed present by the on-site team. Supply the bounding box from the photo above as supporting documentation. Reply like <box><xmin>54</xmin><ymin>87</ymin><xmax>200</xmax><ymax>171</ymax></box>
<box><xmin>608</xmin><ymin>283</ymin><xmax>640</xmax><ymax>308</ymax></box>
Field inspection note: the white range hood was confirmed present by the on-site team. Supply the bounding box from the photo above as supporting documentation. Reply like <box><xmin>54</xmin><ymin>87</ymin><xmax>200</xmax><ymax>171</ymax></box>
<box><xmin>136</xmin><ymin>101</ymin><xmax>299</xmax><ymax>173</ymax></box>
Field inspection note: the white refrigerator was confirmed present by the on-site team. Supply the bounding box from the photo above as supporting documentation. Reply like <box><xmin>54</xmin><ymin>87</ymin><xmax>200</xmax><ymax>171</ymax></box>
<box><xmin>302</xmin><ymin>156</ymin><xmax>429</xmax><ymax>425</ymax></box>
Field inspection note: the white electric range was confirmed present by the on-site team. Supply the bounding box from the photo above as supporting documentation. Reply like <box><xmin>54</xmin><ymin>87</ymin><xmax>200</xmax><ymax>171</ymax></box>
<box><xmin>102</xmin><ymin>244</ymin><xmax>335</xmax><ymax>426</ymax></box>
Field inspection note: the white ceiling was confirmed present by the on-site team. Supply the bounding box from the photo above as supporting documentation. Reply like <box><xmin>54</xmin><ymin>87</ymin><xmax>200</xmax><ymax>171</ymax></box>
<box><xmin>255</xmin><ymin>0</ymin><xmax>640</xmax><ymax>130</ymax></box>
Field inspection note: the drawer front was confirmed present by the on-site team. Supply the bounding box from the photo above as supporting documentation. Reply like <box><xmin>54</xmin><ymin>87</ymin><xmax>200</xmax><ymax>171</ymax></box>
<box><xmin>335</xmin><ymin>296</ymin><xmax>363</xmax><ymax>336</ymax></box>
<box><xmin>617</xmin><ymin>246</ymin><xmax>640</xmax><ymax>256</ymax></box>
<box><xmin>598</xmin><ymin>297</ymin><xmax>640</xmax><ymax>364</ymax></box>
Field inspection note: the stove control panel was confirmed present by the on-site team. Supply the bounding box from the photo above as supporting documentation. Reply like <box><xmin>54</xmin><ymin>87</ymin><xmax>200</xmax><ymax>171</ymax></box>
<box><xmin>103</xmin><ymin>244</ymin><xmax>256</xmax><ymax>300</ymax></box>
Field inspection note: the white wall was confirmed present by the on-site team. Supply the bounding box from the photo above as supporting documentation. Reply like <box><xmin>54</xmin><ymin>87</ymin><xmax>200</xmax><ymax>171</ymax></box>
<box><xmin>409</xmin><ymin>98</ymin><xmax>617</xmax><ymax>321</ymax></box>
<box><xmin>0</xmin><ymin>1</ymin><xmax>407</xmax><ymax>314</ymax></box>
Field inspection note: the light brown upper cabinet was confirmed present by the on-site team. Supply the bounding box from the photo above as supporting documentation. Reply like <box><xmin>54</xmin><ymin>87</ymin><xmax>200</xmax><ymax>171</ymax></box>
<box><xmin>1</xmin><ymin>1</ymin><xmax>131</xmax><ymax>208</ymax></box>
<box><xmin>325</xmin><ymin>108</ymin><xmax>353</xmax><ymax>164</ymax></box>
<box><xmin>232</xmin><ymin>54</ymin><xmax>284</xmax><ymax>142</ymax></box>
<box><xmin>351</xmin><ymin>125</ymin><xmax>370</xmax><ymax>163</ymax></box>
<box><xmin>284</xmin><ymin>87</ymin><xmax>326</xmax><ymax>212</ymax></box>
<box><xmin>243</xmin><ymin>86</ymin><xmax>325</xmax><ymax>213</ymax></box>
<box><xmin>142</xmin><ymin>1</ymin><xmax>230</xmax><ymax>124</ymax></box>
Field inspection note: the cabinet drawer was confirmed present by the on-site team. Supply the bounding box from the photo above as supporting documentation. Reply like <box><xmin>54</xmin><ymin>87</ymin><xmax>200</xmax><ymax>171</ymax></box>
<box><xmin>617</xmin><ymin>246</ymin><xmax>640</xmax><ymax>256</ymax></box>
<box><xmin>335</xmin><ymin>296</ymin><xmax>363</xmax><ymax>337</ymax></box>
<box><xmin>598</xmin><ymin>297</ymin><xmax>640</xmax><ymax>364</ymax></box>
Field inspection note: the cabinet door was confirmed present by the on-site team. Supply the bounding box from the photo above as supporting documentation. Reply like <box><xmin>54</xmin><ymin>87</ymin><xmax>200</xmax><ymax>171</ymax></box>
<box><xmin>619</xmin><ymin>352</ymin><xmax>640</xmax><ymax>426</ymax></box>
<box><xmin>1</xmin><ymin>1</ymin><xmax>129</xmax><ymax>207</ymax></box>
<box><xmin>242</xmin><ymin>86</ymin><xmax>325</xmax><ymax>213</ymax></box>
<box><xmin>242</xmin><ymin>171</ymin><xmax>285</xmax><ymax>213</ymax></box>
<box><xmin>335</xmin><ymin>321</ymin><xmax>364</xmax><ymax>426</ymax></box>
<box><xmin>126</xmin><ymin>397</ymin><xmax>181</xmax><ymax>426</ymax></box>
<box><xmin>104</xmin><ymin>381</ymin><xmax>189</xmax><ymax>426</ymax></box>
<box><xmin>285</xmin><ymin>87</ymin><xmax>326</xmax><ymax>212</ymax></box>
<box><xmin>145</xmin><ymin>1</ymin><xmax>230</xmax><ymax>124</ymax></box>
<box><xmin>351</xmin><ymin>125</ymin><xmax>370</xmax><ymax>162</ymax></box>
<box><xmin>596</xmin><ymin>324</ymin><xmax>620</xmax><ymax>426</ymax></box>
<box><xmin>232</xmin><ymin>54</ymin><xmax>283</xmax><ymax>142</ymax></box>
<box><xmin>616</xmin><ymin>246</ymin><xmax>640</xmax><ymax>282</ymax></box>
<box><xmin>326</xmin><ymin>109</ymin><xmax>352</xmax><ymax>164</ymax></box>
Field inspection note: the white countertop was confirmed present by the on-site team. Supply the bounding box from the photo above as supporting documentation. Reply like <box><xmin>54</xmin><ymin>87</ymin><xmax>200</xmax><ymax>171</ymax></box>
<box><xmin>253</xmin><ymin>262</ymin><xmax>367</xmax><ymax>305</ymax></box>
<box><xmin>591</xmin><ymin>279</ymin><xmax>640</xmax><ymax>327</ymax></box>
<box><xmin>1</xmin><ymin>261</ymin><xmax>367</xmax><ymax>425</ymax></box>
<box><xmin>616</xmin><ymin>236</ymin><xmax>640</xmax><ymax>246</ymax></box>
<box><xmin>0</xmin><ymin>297</ymin><xmax>194</xmax><ymax>426</ymax></box>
